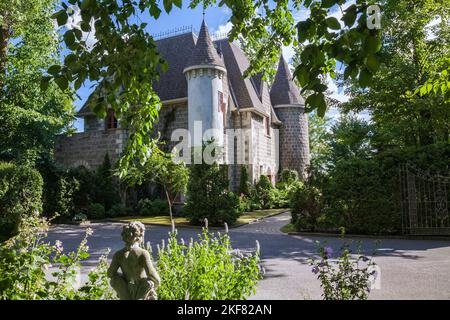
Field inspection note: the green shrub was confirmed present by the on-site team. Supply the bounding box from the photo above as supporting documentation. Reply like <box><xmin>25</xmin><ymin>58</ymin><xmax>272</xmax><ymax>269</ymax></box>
<box><xmin>238</xmin><ymin>195</ymin><xmax>251</xmax><ymax>212</ymax></box>
<box><xmin>310</xmin><ymin>239</ymin><xmax>377</xmax><ymax>300</ymax></box>
<box><xmin>320</xmin><ymin>158</ymin><xmax>400</xmax><ymax>234</ymax></box>
<box><xmin>72</xmin><ymin>213</ymin><xmax>88</xmax><ymax>222</ymax></box>
<box><xmin>38</xmin><ymin>159</ymin><xmax>79</xmax><ymax>219</ymax></box>
<box><xmin>0</xmin><ymin>162</ymin><xmax>43</xmax><ymax>242</ymax></box>
<box><xmin>137</xmin><ymin>198</ymin><xmax>170</xmax><ymax>216</ymax></box>
<box><xmin>151</xmin><ymin>198</ymin><xmax>170</xmax><ymax>215</ymax></box>
<box><xmin>255</xmin><ymin>175</ymin><xmax>273</xmax><ymax>209</ymax></box>
<box><xmin>185</xmin><ymin>157</ymin><xmax>240</xmax><ymax>226</ymax></box>
<box><xmin>95</xmin><ymin>153</ymin><xmax>120</xmax><ymax>211</ymax></box>
<box><xmin>137</xmin><ymin>198</ymin><xmax>153</xmax><ymax>216</ymax></box>
<box><xmin>156</xmin><ymin>228</ymin><xmax>262</xmax><ymax>300</ymax></box>
<box><xmin>279</xmin><ymin>169</ymin><xmax>299</xmax><ymax>185</ymax></box>
<box><xmin>268</xmin><ymin>187</ymin><xmax>290</xmax><ymax>209</ymax></box>
<box><xmin>106</xmin><ymin>203</ymin><xmax>131</xmax><ymax>218</ymax></box>
<box><xmin>238</xmin><ymin>166</ymin><xmax>251</xmax><ymax>196</ymax></box>
<box><xmin>290</xmin><ymin>183</ymin><xmax>322</xmax><ymax>231</ymax></box>
<box><xmin>88</xmin><ymin>203</ymin><xmax>106</xmax><ymax>220</ymax></box>
<box><xmin>68</xmin><ymin>165</ymin><xmax>97</xmax><ymax>212</ymax></box>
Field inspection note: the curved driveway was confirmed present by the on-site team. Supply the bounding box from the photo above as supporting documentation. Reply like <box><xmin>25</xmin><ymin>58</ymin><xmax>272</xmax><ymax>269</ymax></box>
<box><xmin>47</xmin><ymin>212</ymin><xmax>450</xmax><ymax>299</ymax></box>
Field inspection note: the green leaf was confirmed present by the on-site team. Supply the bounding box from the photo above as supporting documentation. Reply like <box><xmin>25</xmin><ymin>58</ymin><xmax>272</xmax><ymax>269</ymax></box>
<box><xmin>163</xmin><ymin>0</ymin><xmax>173</xmax><ymax>13</ymax></box>
<box><xmin>326</xmin><ymin>17</ymin><xmax>341</xmax><ymax>30</ymax></box>
<box><xmin>313</xmin><ymin>83</ymin><xmax>328</xmax><ymax>93</ymax></box>
<box><xmin>55</xmin><ymin>76</ymin><xmax>69</xmax><ymax>91</ymax></box>
<box><xmin>40</xmin><ymin>76</ymin><xmax>51</xmax><ymax>91</ymax></box>
<box><xmin>160</xmin><ymin>60</ymin><xmax>169</xmax><ymax>73</ymax></box>
<box><xmin>364</xmin><ymin>35</ymin><xmax>382</xmax><ymax>54</ymax></box>
<box><xmin>317</xmin><ymin>94</ymin><xmax>327</xmax><ymax>117</ymax></box>
<box><xmin>321</xmin><ymin>0</ymin><xmax>336</xmax><ymax>8</ymax></box>
<box><xmin>52</xmin><ymin>10</ymin><xmax>68</xmax><ymax>27</ymax></box>
<box><xmin>150</xmin><ymin>5</ymin><xmax>162</xmax><ymax>19</ymax></box>
<box><xmin>48</xmin><ymin>65</ymin><xmax>61</xmax><ymax>75</ymax></box>
<box><xmin>74</xmin><ymin>29</ymin><xmax>83</xmax><ymax>40</ymax></box>
<box><xmin>297</xmin><ymin>20</ymin><xmax>314</xmax><ymax>43</ymax></box>
<box><xmin>305</xmin><ymin>92</ymin><xmax>326</xmax><ymax>116</ymax></box>
<box><xmin>359</xmin><ymin>68</ymin><xmax>373</xmax><ymax>88</ymax></box>
<box><xmin>80</xmin><ymin>0</ymin><xmax>94</xmax><ymax>10</ymax></box>
<box><xmin>293</xmin><ymin>66</ymin><xmax>310</xmax><ymax>87</ymax></box>
<box><xmin>342</xmin><ymin>5</ymin><xmax>357</xmax><ymax>27</ymax></box>
<box><xmin>173</xmin><ymin>0</ymin><xmax>182</xmax><ymax>9</ymax></box>
<box><xmin>80</xmin><ymin>21</ymin><xmax>91</xmax><ymax>32</ymax></box>
<box><xmin>365</xmin><ymin>55</ymin><xmax>380</xmax><ymax>73</ymax></box>
<box><xmin>64</xmin><ymin>30</ymin><xmax>76</xmax><ymax>47</ymax></box>
<box><xmin>64</xmin><ymin>53</ymin><xmax>78</xmax><ymax>66</ymax></box>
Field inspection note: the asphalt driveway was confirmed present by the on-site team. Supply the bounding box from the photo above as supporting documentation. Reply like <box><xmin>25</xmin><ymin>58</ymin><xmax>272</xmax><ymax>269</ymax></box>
<box><xmin>46</xmin><ymin>212</ymin><xmax>450</xmax><ymax>299</ymax></box>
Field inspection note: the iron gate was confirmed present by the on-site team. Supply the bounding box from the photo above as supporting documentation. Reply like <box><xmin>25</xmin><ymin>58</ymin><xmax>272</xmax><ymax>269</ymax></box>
<box><xmin>400</xmin><ymin>163</ymin><xmax>450</xmax><ymax>235</ymax></box>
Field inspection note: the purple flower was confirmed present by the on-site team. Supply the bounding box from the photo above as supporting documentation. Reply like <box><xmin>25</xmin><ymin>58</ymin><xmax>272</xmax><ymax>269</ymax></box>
<box><xmin>360</xmin><ymin>255</ymin><xmax>370</xmax><ymax>262</ymax></box>
<box><xmin>325</xmin><ymin>246</ymin><xmax>333</xmax><ymax>259</ymax></box>
<box><xmin>312</xmin><ymin>266</ymin><xmax>319</xmax><ymax>274</ymax></box>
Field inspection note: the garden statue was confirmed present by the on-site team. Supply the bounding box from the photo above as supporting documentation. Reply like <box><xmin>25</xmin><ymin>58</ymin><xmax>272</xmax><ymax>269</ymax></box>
<box><xmin>107</xmin><ymin>221</ymin><xmax>160</xmax><ymax>300</ymax></box>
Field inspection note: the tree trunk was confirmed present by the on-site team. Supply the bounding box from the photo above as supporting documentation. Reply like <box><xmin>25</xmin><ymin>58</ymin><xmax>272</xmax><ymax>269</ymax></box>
<box><xmin>164</xmin><ymin>187</ymin><xmax>173</xmax><ymax>223</ymax></box>
<box><xmin>0</xmin><ymin>23</ymin><xmax>9</xmax><ymax>79</ymax></box>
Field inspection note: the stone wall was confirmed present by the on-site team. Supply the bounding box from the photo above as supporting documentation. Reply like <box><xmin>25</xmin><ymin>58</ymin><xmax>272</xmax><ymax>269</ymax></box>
<box><xmin>54</xmin><ymin>129</ymin><xmax>126</xmax><ymax>169</ymax></box>
<box><xmin>250</xmin><ymin>113</ymin><xmax>279</xmax><ymax>184</ymax></box>
<box><xmin>154</xmin><ymin>102</ymin><xmax>188</xmax><ymax>153</ymax></box>
<box><xmin>275</xmin><ymin>106</ymin><xmax>310</xmax><ymax>179</ymax></box>
<box><xmin>84</xmin><ymin>115</ymin><xmax>105</xmax><ymax>132</ymax></box>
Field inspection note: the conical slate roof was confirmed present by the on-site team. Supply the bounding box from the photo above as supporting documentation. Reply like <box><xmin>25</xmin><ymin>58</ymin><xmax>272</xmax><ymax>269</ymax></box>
<box><xmin>185</xmin><ymin>20</ymin><xmax>225</xmax><ymax>69</ymax></box>
<box><xmin>270</xmin><ymin>55</ymin><xmax>304</xmax><ymax>106</ymax></box>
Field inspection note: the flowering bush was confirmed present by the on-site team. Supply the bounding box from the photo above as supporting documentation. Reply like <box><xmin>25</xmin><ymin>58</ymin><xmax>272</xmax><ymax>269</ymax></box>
<box><xmin>155</xmin><ymin>223</ymin><xmax>262</xmax><ymax>300</ymax></box>
<box><xmin>0</xmin><ymin>217</ymin><xmax>114</xmax><ymax>300</ymax></box>
<box><xmin>310</xmin><ymin>239</ymin><xmax>377</xmax><ymax>300</ymax></box>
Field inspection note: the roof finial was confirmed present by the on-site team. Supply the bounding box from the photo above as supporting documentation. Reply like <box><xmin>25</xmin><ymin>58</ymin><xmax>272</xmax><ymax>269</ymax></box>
<box><xmin>202</xmin><ymin>8</ymin><xmax>206</xmax><ymax>20</ymax></box>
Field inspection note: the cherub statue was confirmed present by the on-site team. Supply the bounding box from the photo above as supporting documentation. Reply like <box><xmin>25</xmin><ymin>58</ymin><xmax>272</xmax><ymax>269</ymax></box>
<box><xmin>107</xmin><ymin>221</ymin><xmax>160</xmax><ymax>300</ymax></box>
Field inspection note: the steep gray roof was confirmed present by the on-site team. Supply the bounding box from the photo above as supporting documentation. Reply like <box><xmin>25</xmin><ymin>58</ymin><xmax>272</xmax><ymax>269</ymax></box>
<box><xmin>78</xmin><ymin>26</ymin><xmax>276</xmax><ymax>117</ymax></box>
<box><xmin>184</xmin><ymin>20</ymin><xmax>225</xmax><ymax>69</ymax></box>
<box><xmin>153</xmin><ymin>32</ymin><xmax>197</xmax><ymax>101</ymax></box>
<box><xmin>270</xmin><ymin>55</ymin><xmax>304</xmax><ymax>106</ymax></box>
<box><xmin>215</xmin><ymin>38</ymin><xmax>265</xmax><ymax>114</ymax></box>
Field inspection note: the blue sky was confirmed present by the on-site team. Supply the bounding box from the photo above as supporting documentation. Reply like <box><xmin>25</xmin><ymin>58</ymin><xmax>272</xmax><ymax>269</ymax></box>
<box><xmin>68</xmin><ymin>2</ymin><xmax>354</xmax><ymax>131</ymax></box>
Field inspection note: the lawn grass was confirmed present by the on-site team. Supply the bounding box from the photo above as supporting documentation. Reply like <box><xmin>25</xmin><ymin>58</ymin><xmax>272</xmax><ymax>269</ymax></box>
<box><xmin>110</xmin><ymin>208</ymin><xmax>288</xmax><ymax>228</ymax></box>
<box><xmin>280</xmin><ymin>223</ymin><xmax>296</xmax><ymax>234</ymax></box>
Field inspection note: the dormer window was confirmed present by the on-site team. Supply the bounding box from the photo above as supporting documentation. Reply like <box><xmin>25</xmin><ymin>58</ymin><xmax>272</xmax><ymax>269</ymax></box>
<box><xmin>106</xmin><ymin>111</ymin><xmax>118</xmax><ymax>130</ymax></box>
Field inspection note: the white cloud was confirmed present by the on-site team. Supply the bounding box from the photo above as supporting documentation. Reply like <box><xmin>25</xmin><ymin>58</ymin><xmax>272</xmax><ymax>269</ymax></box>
<box><xmin>221</xmin><ymin>6</ymin><xmax>231</xmax><ymax>15</ymax></box>
<box><xmin>216</xmin><ymin>21</ymin><xmax>233</xmax><ymax>35</ymax></box>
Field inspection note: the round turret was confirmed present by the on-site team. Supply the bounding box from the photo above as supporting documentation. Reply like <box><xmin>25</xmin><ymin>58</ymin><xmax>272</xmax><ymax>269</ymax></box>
<box><xmin>271</xmin><ymin>55</ymin><xmax>310</xmax><ymax>179</ymax></box>
<box><xmin>183</xmin><ymin>20</ymin><xmax>227</xmax><ymax>148</ymax></box>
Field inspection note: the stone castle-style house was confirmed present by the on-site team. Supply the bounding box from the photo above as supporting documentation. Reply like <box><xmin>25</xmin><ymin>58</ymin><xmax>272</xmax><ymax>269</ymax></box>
<box><xmin>55</xmin><ymin>20</ymin><xmax>310</xmax><ymax>189</ymax></box>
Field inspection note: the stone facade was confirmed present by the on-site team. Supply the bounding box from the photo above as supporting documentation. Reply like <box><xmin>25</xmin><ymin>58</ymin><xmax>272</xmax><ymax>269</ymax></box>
<box><xmin>55</xmin><ymin>129</ymin><xmax>126</xmax><ymax>169</ymax></box>
<box><xmin>274</xmin><ymin>106</ymin><xmax>310</xmax><ymax>179</ymax></box>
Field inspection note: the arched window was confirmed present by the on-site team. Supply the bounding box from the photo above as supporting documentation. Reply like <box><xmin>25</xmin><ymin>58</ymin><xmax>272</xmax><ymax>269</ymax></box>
<box><xmin>106</xmin><ymin>111</ymin><xmax>118</xmax><ymax>130</ymax></box>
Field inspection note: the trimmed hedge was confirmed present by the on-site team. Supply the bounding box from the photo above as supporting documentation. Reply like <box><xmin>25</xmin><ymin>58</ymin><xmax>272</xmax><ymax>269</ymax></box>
<box><xmin>0</xmin><ymin>162</ymin><xmax>43</xmax><ymax>242</ymax></box>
